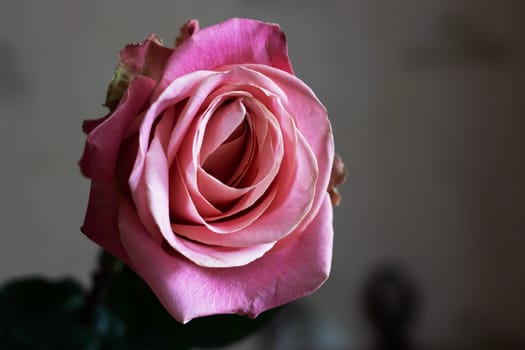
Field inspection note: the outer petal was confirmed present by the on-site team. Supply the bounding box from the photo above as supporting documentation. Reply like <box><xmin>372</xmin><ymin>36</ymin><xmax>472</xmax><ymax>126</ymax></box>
<box><xmin>81</xmin><ymin>76</ymin><xmax>156</xmax><ymax>264</ymax></box>
<box><xmin>104</xmin><ymin>36</ymin><xmax>172</xmax><ymax>111</ymax></box>
<box><xmin>79</xmin><ymin>114</ymin><xmax>111</xmax><ymax>178</ymax></box>
<box><xmin>156</xmin><ymin>18</ymin><xmax>293</xmax><ymax>96</ymax></box>
<box><xmin>119</xmin><ymin>34</ymin><xmax>173</xmax><ymax>83</ymax></box>
<box><xmin>119</xmin><ymin>193</ymin><xmax>334</xmax><ymax>323</ymax></box>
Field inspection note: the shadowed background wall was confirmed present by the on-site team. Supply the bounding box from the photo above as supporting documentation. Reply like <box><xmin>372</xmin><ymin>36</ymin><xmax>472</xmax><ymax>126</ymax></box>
<box><xmin>0</xmin><ymin>1</ymin><xmax>523</xmax><ymax>349</ymax></box>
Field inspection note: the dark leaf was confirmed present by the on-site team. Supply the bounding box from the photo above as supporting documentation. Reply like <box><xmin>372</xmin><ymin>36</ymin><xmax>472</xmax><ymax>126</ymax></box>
<box><xmin>0</xmin><ymin>277</ymin><xmax>98</xmax><ymax>349</ymax></box>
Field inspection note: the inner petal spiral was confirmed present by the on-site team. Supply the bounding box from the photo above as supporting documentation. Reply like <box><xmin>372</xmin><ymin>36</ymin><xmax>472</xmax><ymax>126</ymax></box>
<box><xmin>201</xmin><ymin>118</ymin><xmax>250</xmax><ymax>185</ymax></box>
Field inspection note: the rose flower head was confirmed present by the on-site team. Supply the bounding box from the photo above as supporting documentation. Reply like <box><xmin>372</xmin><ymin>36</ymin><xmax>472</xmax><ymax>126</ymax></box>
<box><xmin>80</xmin><ymin>18</ymin><xmax>344</xmax><ymax>323</ymax></box>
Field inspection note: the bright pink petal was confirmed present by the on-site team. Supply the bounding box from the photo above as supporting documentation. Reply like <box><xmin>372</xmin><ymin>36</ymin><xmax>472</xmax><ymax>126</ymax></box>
<box><xmin>119</xmin><ymin>193</ymin><xmax>333</xmax><ymax>323</ymax></box>
<box><xmin>81</xmin><ymin>76</ymin><xmax>156</xmax><ymax>264</ymax></box>
<box><xmin>156</xmin><ymin>18</ymin><xmax>293</xmax><ymax>97</ymax></box>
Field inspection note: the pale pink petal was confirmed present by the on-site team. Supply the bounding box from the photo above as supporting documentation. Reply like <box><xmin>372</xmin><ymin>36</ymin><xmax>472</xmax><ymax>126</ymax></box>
<box><xmin>81</xmin><ymin>76</ymin><xmax>156</xmax><ymax>264</ymax></box>
<box><xmin>141</xmin><ymin>120</ymin><xmax>276</xmax><ymax>267</ymax></box>
<box><xmin>169</xmin><ymin>158</ymin><xmax>204</xmax><ymax>223</ymax></box>
<box><xmin>196</xmin><ymin>99</ymin><xmax>283</xmax><ymax>218</ymax></box>
<box><xmin>179</xmin><ymin>96</ymin><xmax>283</xmax><ymax>217</ymax></box>
<box><xmin>170</xmin><ymin>157</ymin><xmax>277</xmax><ymax>238</ymax></box>
<box><xmin>167</xmin><ymin>68</ymin><xmax>320</xmax><ymax>247</ymax></box>
<box><xmin>163</xmin><ymin>68</ymin><xmax>291</xmax><ymax>230</ymax></box>
<box><xmin>133</xmin><ymin>107</ymin><xmax>176</xmax><ymax>244</ymax></box>
<box><xmin>156</xmin><ymin>18</ymin><xmax>293</xmax><ymax>97</ymax></box>
<box><xmin>163</xmin><ymin>68</ymin><xmax>284</xmax><ymax>165</ymax></box>
<box><xmin>226</xmin><ymin>64</ymin><xmax>334</xmax><ymax>230</ymax></box>
<box><xmin>200</xmin><ymin>121</ymin><xmax>247</xmax><ymax>172</ymax></box>
<box><xmin>129</xmin><ymin>70</ymin><xmax>220</xmax><ymax>194</ymax></box>
<box><xmin>171</xmin><ymin>125</ymin><xmax>317</xmax><ymax>248</ymax></box>
<box><xmin>195</xmin><ymin>167</ymin><xmax>250</xmax><ymax>212</ymax></box>
<box><xmin>119</xmin><ymin>193</ymin><xmax>333</xmax><ymax>323</ymax></box>
<box><xmin>119</xmin><ymin>197</ymin><xmax>275</xmax><ymax>268</ymax></box>
<box><xmin>164</xmin><ymin>72</ymin><xmax>229</xmax><ymax>164</ymax></box>
<box><xmin>168</xmin><ymin>83</ymin><xmax>252</xmax><ymax>217</ymax></box>
<box><xmin>199</xmin><ymin>98</ymin><xmax>247</xmax><ymax>165</ymax></box>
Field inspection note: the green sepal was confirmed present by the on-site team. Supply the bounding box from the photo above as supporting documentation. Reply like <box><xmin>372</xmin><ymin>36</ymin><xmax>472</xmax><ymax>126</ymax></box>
<box><xmin>103</xmin><ymin>63</ymin><xmax>132</xmax><ymax>112</ymax></box>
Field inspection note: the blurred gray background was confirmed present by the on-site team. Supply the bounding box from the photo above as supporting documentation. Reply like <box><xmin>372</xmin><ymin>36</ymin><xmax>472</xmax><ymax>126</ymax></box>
<box><xmin>0</xmin><ymin>0</ymin><xmax>523</xmax><ymax>349</ymax></box>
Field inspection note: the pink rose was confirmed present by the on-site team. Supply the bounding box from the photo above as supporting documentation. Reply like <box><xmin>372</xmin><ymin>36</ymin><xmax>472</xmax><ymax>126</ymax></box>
<box><xmin>80</xmin><ymin>18</ymin><xmax>338</xmax><ymax>323</ymax></box>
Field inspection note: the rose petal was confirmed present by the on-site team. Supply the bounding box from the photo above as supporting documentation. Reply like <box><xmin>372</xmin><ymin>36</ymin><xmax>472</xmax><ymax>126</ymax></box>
<box><xmin>81</xmin><ymin>76</ymin><xmax>156</xmax><ymax>264</ymax></box>
<box><xmin>129</xmin><ymin>66</ymin><xmax>325</xmax><ymax>248</ymax></box>
<box><xmin>136</xmin><ymin>107</ymin><xmax>176</xmax><ymax>243</ymax></box>
<box><xmin>179</xmin><ymin>96</ymin><xmax>283</xmax><ymax>217</ymax></box>
<box><xmin>226</xmin><ymin>64</ymin><xmax>335</xmax><ymax>230</ymax></box>
<box><xmin>201</xmin><ymin>99</ymin><xmax>282</xmax><ymax>215</ymax></box>
<box><xmin>119</xmin><ymin>34</ymin><xmax>173</xmax><ymax>83</ymax></box>
<box><xmin>119</xmin><ymin>193</ymin><xmax>333</xmax><ymax>323</ymax></box>
<box><xmin>141</xmin><ymin>123</ymin><xmax>276</xmax><ymax>267</ymax></box>
<box><xmin>169</xmin><ymin>157</ymin><xmax>277</xmax><ymax>237</ymax></box>
<box><xmin>82</xmin><ymin>116</ymin><xmax>108</xmax><ymax>135</ymax></box>
<box><xmin>157</xmin><ymin>68</ymin><xmax>291</xmax><ymax>234</ymax></box>
<box><xmin>175</xmin><ymin>19</ymin><xmax>200</xmax><ymax>47</ymax></box>
<box><xmin>129</xmin><ymin>70</ymin><xmax>220</xmax><ymax>195</ymax></box>
<box><xmin>156</xmin><ymin>18</ymin><xmax>293</xmax><ymax>98</ymax></box>
<box><xmin>119</xmin><ymin>196</ymin><xmax>275</xmax><ymax>268</ymax></box>
<box><xmin>171</xmin><ymin>124</ymin><xmax>317</xmax><ymax>248</ymax></box>
<box><xmin>165</xmin><ymin>68</ymin><xmax>318</xmax><ymax>247</ymax></box>
<box><xmin>198</xmin><ymin>98</ymin><xmax>249</xmax><ymax>187</ymax></box>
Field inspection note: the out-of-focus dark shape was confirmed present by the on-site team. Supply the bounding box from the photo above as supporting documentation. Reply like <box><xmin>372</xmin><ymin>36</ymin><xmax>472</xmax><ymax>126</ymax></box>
<box><xmin>363</xmin><ymin>262</ymin><xmax>419</xmax><ymax>350</ymax></box>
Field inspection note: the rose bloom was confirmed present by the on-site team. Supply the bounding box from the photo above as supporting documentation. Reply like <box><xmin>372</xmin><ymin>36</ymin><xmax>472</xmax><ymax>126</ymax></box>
<box><xmin>80</xmin><ymin>18</ymin><xmax>342</xmax><ymax>323</ymax></box>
